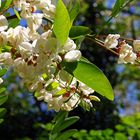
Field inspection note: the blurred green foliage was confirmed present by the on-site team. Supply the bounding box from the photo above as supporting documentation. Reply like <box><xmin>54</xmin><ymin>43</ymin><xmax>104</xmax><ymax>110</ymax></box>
<box><xmin>72</xmin><ymin>113</ymin><xmax>140</xmax><ymax>140</ymax></box>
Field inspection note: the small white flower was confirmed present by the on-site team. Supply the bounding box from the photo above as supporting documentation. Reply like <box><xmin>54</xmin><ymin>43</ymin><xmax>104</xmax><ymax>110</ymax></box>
<box><xmin>118</xmin><ymin>52</ymin><xmax>136</xmax><ymax>64</ymax></box>
<box><xmin>118</xmin><ymin>42</ymin><xmax>136</xmax><ymax>64</ymax></box>
<box><xmin>63</xmin><ymin>38</ymin><xmax>76</xmax><ymax>51</ymax></box>
<box><xmin>64</xmin><ymin>50</ymin><xmax>81</xmax><ymax>62</ymax></box>
<box><xmin>62</xmin><ymin>95</ymin><xmax>80</xmax><ymax>111</ymax></box>
<box><xmin>18</xmin><ymin>42</ymin><xmax>33</xmax><ymax>58</ymax></box>
<box><xmin>47</xmin><ymin>96</ymin><xmax>62</xmax><ymax>112</ymax></box>
<box><xmin>0</xmin><ymin>15</ymin><xmax>8</xmax><ymax>32</ymax></box>
<box><xmin>133</xmin><ymin>40</ymin><xmax>140</xmax><ymax>52</ymax></box>
<box><xmin>7</xmin><ymin>26</ymin><xmax>29</xmax><ymax>46</ymax></box>
<box><xmin>79</xmin><ymin>82</ymin><xmax>94</xmax><ymax>96</ymax></box>
<box><xmin>0</xmin><ymin>52</ymin><xmax>13</xmax><ymax>66</ymax></box>
<box><xmin>119</xmin><ymin>43</ymin><xmax>133</xmax><ymax>54</ymax></box>
<box><xmin>26</xmin><ymin>13</ymin><xmax>44</xmax><ymax>32</ymax></box>
<box><xmin>13</xmin><ymin>0</ymin><xmax>27</xmax><ymax>10</ymax></box>
<box><xmin>104</xmin><ymin>34</ymin><xmax>120</xmax><ymax>48</ymax></box>
<box><xmin>41</xmin><ymin>30</ymin><xmax>52</xmax><ymax>39</ymax></box>
<box><xmin>0</xmin><ymin>31</ymin><xmax>8</xmax><ymax>46</ymax></box>
<box><xmin>40</xmin><ymin>1</ymin><xmax>56</xmax><ymax>20</ymax></box>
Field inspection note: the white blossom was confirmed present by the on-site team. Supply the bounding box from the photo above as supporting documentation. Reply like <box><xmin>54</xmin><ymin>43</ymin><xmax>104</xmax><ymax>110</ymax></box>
<box><xmin>104</xmin><ymin>34</ymin><xmax>120</xmax><ymax>48</ymax></box>
<box><xmin>0</xmin><ymin>15</ymin><xmax>8</xmax><ymax>32</ymax></box>
<box><xmin>26</xmin><ymin>13</ymin><xmax>44</xmax><ymax>32</ymax></box>
<box><xmin>118</xmin><ymin>43</ymin><xmax>136</xmax><ymax>64</ymax></box>
<box><xmin>63</xmin><ymin>38</ymin><xmax>77</xmax><ymax>51</ymax></box>
<box><xmin>7</xmin><ymin>26</ymin><xmax>29</xmax><ymax>46</ymax></box>
<box><xmin>13</xmin><ymin>0</ymin><xmax>27</xmax><ymax>10</ymax></box>
<box><xmin>0</xmin><ymin>31</ymin><xmax>8</xmax><ymax>46</ymax></box>
<box><xmin>133</xmin><ymin>40</ymin><xmax>140</xmax><ymax>52</ymax></box>
<box><xmin>0</xmin><ymin>52</ymin><xmax>13</xmax><ymax>66</ymax></box>
<box><xmin>0</xmin><ymin>0</ymin><xmax>97</xmax><ymax>112</ymax></box>
<box><xmin>64</xmin><ymin>50</ymin><xmax>81</xmax><ymax>62</ymax></box>
<box><xmin>79</xmin><ymin>82</ymin><xmax>94</xmax><ymax>96</ymax></box>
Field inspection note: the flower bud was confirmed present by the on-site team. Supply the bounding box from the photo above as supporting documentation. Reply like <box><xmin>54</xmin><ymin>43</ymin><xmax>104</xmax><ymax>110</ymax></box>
<box><xmin>64</xmin><ymin>50</ymin><xmax>81</xmax><ymax>62</ymax></box>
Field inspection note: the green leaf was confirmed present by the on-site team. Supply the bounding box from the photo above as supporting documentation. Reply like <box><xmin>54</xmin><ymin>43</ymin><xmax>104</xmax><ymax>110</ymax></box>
<box><xmin>69</xmin><ymin>1</ymin><xmax>80</xmax><ymax>25</ymax></box>
<box><xmin>69</xmin><ymin>26</ymin><xmax>92</xmax><ymax>39</ymax></box>
<box><xmin>0</xmin><ymin>87</ymin><xmax>6</xmax><ymax>94</ymax></box>
<box><xmin>0</xmin><ymin>0</ymin><xmax>1</xmax><ymax>8</ymax></box>
<box><xmin>53</xmin><ymin>89</ymin><xmax>66</xmax><ymax>97</ymax></box>
<box><xmin>0</xmin><ymin>68</ymin><xmax>7</xmax><ymax>77</ymax></box>
<box><xmin>0</xmin><ymin>0</ymin><xmax>13</xmax><ymax>11</ymax></box>
<box><xmin>0</xmin><ymin>95</ymin><xmax>8</xmax><ymax>106</ymax></box>
<box><xmin>0</xmin><ymin>108</ymin><xmax>6</xmax><ymax>118</ymax></box>
<box><xmin>90</xmin><ymin>95</ymin><xmax>100</xmax><ymax>102</ymax></box>
<box><xmin>53</xmin><ymin>0</ymin><xmax>71</xmax><ymax>45</ymax></box>
<box><xmin>53</xmin><ymin>116</ymin><xmax>79</xmax><ymax>134</ymax></box>
<box><xmin>1</xmin><ymin>45</ymin><xmax>12</xmax><ymax>53</ymax></box>
<box><xmin>14</xmin><ymin>8</ymin><xmax>21</xmax><ymax>20</ymax></box>
<box><xmin>52</xmin><ymin>111</ymin><xmax>68</xmax><ymax>134</ymax></box>
<box><xmin>115</xmin><ymin>133</ymin><xmax>127</xmax><ymax>140</ymax></box>
<box><xmin>80</xmin><ymin>100</ymin><xmax>91</xmax><ymax>111</ymax></box>
<box><xmin>54</xmin><ymin>111</ymin><xmax>68</xmax><ymax>124</ymax></box>
<box><xmin>46</xmin><ymin>82</ymin><xmax>59</xmax><ymax>91</ymax></box>
<box><xmin>8</xmin><ymin>18</ymin><xmax>20</xmax><ymax>28</ymax></box>
<box><xmin>111</xmin><ymin>0</ymin><xmax>125</xmax><ymax>17</ymax></box>
<box><xmin>0</xmin><ymin>119</ymin><xmax>4</xmax><ymax>124</ymax></box>
<box><xmin>64</xmin><ymin>60</ymin><xmax>114</xmax><ymax>100</ymax></box>
<box><xmin>115</xmin><ymin>124</ymin><xmax>125</xmax><ymax>131</ymax></box>
<box><xmin>55</xmin><ymin>129</ymin><xmax>77</xmax><ymax>140</ymax></box>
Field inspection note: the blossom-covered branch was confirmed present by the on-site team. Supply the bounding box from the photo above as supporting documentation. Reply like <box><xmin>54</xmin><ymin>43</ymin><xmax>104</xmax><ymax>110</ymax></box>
<box><xmin>0</xmin><ymin>0</ymin><xmax>100</xmax><ymax>112</ymax></box>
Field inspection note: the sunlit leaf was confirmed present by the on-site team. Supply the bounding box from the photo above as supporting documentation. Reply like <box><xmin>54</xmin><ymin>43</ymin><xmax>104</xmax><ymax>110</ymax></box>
<box><xmin>115</xmin><ymin>132</ymin><xmax>127</xmax><ymax>140</ymax></box>
<box><xmin>63</xmin><ymin>60</ymin><xmax>114</xmax><ymax>100</ymax></box>
<box><xmin>0</xmin><ymin>68</ymin><xmax>7</xmax><ymax>77</ymax></box>
<box><xmin>0</xmin><ymin>0</ymin><xmax>13</xmax><ymax>11</ymax></box>
<box><xmin>46</xmin><ymin>82</ymin><xmax>59</xmax><ymax>91</ymax></box>
<box><xmin>53</xmin><ymin>89</ymin><xmax>66</xmax><ymax>97</ymax></box>
<box><xmin>14</xmin><ymin>8</ymin><xmax>21</xmax><ymax>20</ymax></box>
<box><xmin>53</xmin><ymin>0</ymin><xmax>71</xmax><ymax>45</ymax></box>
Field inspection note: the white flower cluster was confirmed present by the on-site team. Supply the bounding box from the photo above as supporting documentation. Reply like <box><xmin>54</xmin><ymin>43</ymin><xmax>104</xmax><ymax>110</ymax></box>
<box><xmin>0</xmin><ymin>0</ymin><xmax>99</xmax><ymax>111</ymax></box>
<box><xmin>104</xmin><ymin>34</ymin><xmax>140</xmax><ymax>64</ymax></box>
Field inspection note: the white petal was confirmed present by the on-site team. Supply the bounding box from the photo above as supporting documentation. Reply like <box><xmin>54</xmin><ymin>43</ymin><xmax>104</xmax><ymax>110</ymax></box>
<box><xmin>64</xmin><ymin>50</ymin><xmax>81</xmax><ymax>62</ymax></box>
<box><xmin>63</xmin><ymin>38</ymin><xmax>76</xmax><ymax>51</ymax></box>
<box><xmin>0</xmin><ymin>15</ymin><xmax>8</xmax><ymax>32</ymax></box>
<box><xmin>104</xmin><ymin>34</ymin><xmax>120</xmax><ymax>48</ymax></box>
<box><xmin>133</xmin><ymin>40</ymin><xmax>140</xmax><ymax>52</ymax></box>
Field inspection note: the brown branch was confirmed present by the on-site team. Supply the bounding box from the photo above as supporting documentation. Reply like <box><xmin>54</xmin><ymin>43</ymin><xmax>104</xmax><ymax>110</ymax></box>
<box><xmin>96</xmin><ymin>34</ymin><xmax>134</xmax><ymax>42</ymax></box>
<box><xmin>86</xmin><ymin>35</ymin><xmax>119</xmax><ymax>56</ymax></box>
<box><xmin>0</xmin><ymin>3</ymin><xmax>14</xmax><ymax>15</ymax></box>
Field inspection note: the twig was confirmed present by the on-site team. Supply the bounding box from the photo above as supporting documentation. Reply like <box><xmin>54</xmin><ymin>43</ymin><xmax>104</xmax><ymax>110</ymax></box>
<box><xmin>0</xmin><ymin>3</ymin><xmax>14</xmax><ymax>15</ymax></box>
<box><xmin>86</xmin><ymin>35</ymin><xmax>119</xmax><ymax>56</ymax></box>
